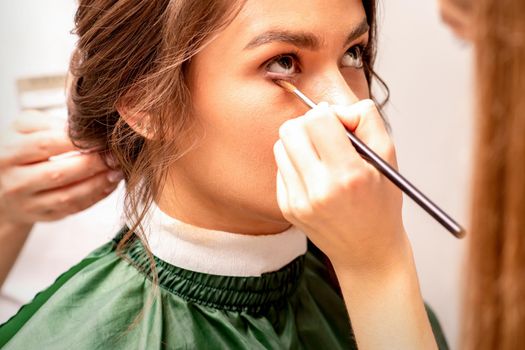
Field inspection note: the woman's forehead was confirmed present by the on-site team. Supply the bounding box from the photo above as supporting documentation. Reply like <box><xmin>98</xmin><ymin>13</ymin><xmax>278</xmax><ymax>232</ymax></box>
<box><xmin>219</xmin><ymin>0</ymin><xmax>367</xmax><ymax>50</ymax></box>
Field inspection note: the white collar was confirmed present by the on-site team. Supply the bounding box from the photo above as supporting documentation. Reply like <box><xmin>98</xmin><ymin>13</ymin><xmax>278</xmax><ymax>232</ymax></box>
<box><xmin>134</xmin><ymin>202</ymin><xmax>308</xmax><ymax>277</ymax></box>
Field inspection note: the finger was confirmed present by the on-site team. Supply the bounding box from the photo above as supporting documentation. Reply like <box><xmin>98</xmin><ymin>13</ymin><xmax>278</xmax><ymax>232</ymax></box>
<box><xmin>331</xmin><ymin>101</ymin><xmax>365</xmax><ymax>132</ymax></box>
<box><xmin>273</xmin><ymin>140</ymin><xmax>311</xmax><ymax>218</ymax></box>
<box><xmin>19</xmin><ymin>153</ymin><xmax>113</xmax><ymax>193</ymax></box>
<box><xmin>333</xmin><ymin>100</ymin><xmax>396</xmax><ymax>165</ymax></box>
<box><xmin>276</xmin><ymin>170</ymin><xmax>314</xmax><ymax>233</ymax></box>
<box><xmin>303</xmin><ymin>102</ymin><xmax>362</xmax><ymax>167</ymax></box>
<box><xmin>4</xmin><ymin>129</ymin><xmax>77</xmax><ymax>165</ymax></box>
<box><xmin>278</xmin><ymin>118</ymin><xmax>323</xmax><ymax>188</ymax></box>
<box><xmin>30</xmin><ymin>171</ymin><xmax>119</xmax><ymax>221</ymax></box>
<box><xmin>12</xmin><ymin>110</ymin><xmax>67</xmax><ymax>133</ymax></box>
<box><xmin>275</xmin><ymin>170</ymin><xmax>290</xmax><ymax>217</ymax></box>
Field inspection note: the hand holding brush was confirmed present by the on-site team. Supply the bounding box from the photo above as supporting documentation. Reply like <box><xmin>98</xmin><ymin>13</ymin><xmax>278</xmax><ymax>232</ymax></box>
<box><xmin>274</xmin><ymin>79</ymin><xmax>464</xmax><ymax>238</ymax></box>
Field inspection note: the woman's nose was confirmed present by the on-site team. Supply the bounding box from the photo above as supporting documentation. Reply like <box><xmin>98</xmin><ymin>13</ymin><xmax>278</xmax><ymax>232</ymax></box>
<box><xmin>309</xmin><ymin>73</ymin><xmax>359</xmax><ymax>106</ymax></box>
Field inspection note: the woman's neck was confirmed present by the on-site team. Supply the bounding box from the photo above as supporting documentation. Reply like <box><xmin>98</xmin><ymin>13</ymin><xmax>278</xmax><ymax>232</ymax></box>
<box><xmin>157</xmin><ymin>176</ymin><xmax>291</xmax><ymax>236</ymax></box>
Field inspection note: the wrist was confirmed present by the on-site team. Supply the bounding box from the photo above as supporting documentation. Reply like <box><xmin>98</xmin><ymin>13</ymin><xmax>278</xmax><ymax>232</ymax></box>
<box><xmin>0</xmin><ymin>210</ymin><xmax>33</xmax><ymax>288</ymax></box>
<box><xmin>328</xmin><ymin>230</ymin><xmax>437</xmax><ymax>350</ymax></box>
<box><xmin>333</xmin><ymin>241</ymin><xmax>436</xmax><ymax>350</ymax></box>
<box><xmin>333</xmin><ymin>248</ymin><xmax>418</xmax><ymax>294</ymax></box>
<box><xmin>0</xmin><ymin>208</ymin><xmax>34</xmax><ymax>237</ymax></box>
<box><xmin>331</xmin><ymin>228</ymin><xmax>414</xmax><ymax>280</ymax></box>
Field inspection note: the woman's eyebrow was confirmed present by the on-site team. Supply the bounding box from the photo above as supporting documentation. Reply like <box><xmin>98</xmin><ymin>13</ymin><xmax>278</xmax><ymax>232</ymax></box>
<box><xmin>243</xmin><ymin>17</ymin><xmax>369</xmax><ymax>51</ymax></box>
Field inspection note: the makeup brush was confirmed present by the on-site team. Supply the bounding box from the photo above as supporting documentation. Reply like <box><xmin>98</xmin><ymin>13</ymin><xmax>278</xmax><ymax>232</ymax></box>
<box><xmin>274</xmin><ymin>79</ymin><xmax>465</xmax><ymax>239</ymax></box>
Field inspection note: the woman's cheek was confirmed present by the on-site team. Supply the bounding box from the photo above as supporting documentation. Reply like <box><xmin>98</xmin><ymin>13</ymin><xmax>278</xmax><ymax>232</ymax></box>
<box><xmin>343</xmin><ymin>72</ymin><xmax>370</xmax><ymax>100</ymax></box>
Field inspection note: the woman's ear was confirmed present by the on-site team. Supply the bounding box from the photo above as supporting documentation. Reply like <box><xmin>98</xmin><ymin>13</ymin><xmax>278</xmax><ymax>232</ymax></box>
<box><xmin>116</xmin><ymin>104</ymin><xmax>155</xmax><ymax>139</ymax></box>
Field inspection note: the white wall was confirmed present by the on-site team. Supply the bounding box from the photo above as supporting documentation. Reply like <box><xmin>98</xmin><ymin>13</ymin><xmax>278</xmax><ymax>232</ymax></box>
<box><xmin>376</xmin><ymin>2</ymin><xmax>473</xmax><ymax>348</ymax></box>
<box><xmin>0</xmin><ymin>1</ymin><xmax>473</xmax><ymax>348</ymax></box>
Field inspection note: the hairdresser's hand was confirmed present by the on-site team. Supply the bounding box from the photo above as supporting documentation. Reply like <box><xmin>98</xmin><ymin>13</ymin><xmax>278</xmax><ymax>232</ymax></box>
<box><xmin>274</xmin><ymin>100</ymin><xmax>437</xmax><ymax>349</ymax></box>
<box><xmin>274</xmin><ymin>100</ymin><xmax>407</xmax><ymax>272</ymax></box>
<box><xmin>0</xmin><ymin>110</ymin><xmax>122</xmax><ymax>227</ymax></box>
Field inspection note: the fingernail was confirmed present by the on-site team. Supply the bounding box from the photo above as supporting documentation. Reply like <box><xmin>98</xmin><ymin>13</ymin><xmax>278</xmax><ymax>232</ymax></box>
<box><xmin>107</xmin><ymin>170</ymin><xmax>124</xmax><ymax>183</ymax></box>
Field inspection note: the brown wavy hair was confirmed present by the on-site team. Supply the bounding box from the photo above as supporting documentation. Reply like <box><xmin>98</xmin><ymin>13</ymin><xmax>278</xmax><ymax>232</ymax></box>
<box><xmin>462</xmin><ymin>0</ymin><xmax>525</xmax><ymax>349</ymax></box>
<box><xmin>67</xmin><ymin>0</ymin><xmax>387</xmax><ymax>253</ymax></box>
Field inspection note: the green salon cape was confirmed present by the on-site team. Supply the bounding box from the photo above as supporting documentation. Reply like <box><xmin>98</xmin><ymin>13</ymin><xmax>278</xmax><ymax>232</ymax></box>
<box><xmin>0</xmin><ymin>228</ymin><xmax>448</xmax><ymax>349</ymax></box>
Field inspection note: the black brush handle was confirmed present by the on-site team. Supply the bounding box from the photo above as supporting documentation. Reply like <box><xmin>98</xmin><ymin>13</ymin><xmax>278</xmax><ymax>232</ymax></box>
<box><xmin>345</xmin><ymin>130</ymin><xmax>465</xmax><ymax>238</ymax></box>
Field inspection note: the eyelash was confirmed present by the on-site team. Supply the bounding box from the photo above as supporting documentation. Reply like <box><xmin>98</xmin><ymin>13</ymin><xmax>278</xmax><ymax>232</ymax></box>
<box><xmin>263</xmin><ymin>43</ymin><xmax>367</xmax><ymax>79</ymax></box>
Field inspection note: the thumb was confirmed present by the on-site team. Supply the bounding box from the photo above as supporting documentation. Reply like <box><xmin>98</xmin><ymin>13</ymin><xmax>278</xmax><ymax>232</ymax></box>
<box><xmin>331</xmin><ymin>99</ymin><xmax>376</xmax><ymax>132</ymax></box>
<box><xmin>333</xmin><ymin>99</ymin><xmax>396</xmax><ymax>166</ymax></box>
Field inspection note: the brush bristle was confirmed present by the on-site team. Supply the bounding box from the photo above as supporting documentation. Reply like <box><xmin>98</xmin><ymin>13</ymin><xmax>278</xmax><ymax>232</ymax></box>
<box><xmin>273</xmin><ymin>79</ymin><xmax>297</xmax><ymax>93</ymax></box>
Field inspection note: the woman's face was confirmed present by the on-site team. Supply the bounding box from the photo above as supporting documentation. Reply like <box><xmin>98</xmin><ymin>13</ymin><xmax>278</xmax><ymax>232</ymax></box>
<box><xmin>162</xmin><ymin>0</ymin><xmax>370</xmax><ymax>234</ymax></box>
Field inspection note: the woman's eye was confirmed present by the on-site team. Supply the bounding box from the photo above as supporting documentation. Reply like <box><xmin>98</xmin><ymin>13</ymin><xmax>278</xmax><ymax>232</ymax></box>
<box><xmin>265</xmin><ymin>54</ymin><xmax>299</xmax><ymax>75</ymax></box>
<box><xmin>342</xmin><ymin>45</ymin><xmax>365</xmax><ymax>69</ymax></box>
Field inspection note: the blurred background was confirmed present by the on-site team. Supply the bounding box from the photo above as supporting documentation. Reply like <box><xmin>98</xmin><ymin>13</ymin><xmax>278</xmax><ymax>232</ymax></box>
<box><xmin>0</xmin><ymin>1</ymin><xmax>473</xmax><ymax>348</ymax></box>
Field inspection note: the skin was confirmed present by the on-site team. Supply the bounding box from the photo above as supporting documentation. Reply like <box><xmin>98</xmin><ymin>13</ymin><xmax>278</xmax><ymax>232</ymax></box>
<box><xmin>0</xmin><ymin>111</ymin><xmax>122</xmax><ymax>286</ymax></box>
<box><xmin>154</xmin><ymin>0</ymin><xmax>437</xmax><ymax>348</ymax></box>
<box><xmin>159</xmin><ymin>0</ymin><xmax>370</xmax><ymax>234</ymax></box>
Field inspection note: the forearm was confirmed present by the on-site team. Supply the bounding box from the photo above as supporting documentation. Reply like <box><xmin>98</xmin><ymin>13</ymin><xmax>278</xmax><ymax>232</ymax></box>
<box><xmin>334</xmin><ymin>244</ymin><xmax>437</xmax><ymax>350</ymax></box>
<box><xmin>0</xmin><ymin>218</ymin><xmax>32</xmax><ymax>288</ymax></box>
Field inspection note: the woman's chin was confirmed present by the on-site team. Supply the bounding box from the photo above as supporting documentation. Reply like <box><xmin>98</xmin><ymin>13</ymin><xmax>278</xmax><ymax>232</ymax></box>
<box><xmin>263</xmin><ymin>205</ymin><xmax>293</xmax><ymax>228</ymax></box>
